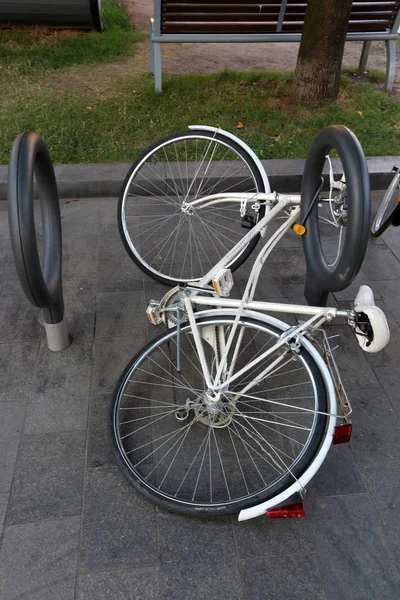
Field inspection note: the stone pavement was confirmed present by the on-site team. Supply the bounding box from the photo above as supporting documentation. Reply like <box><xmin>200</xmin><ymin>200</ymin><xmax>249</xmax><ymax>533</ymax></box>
<box><xmin>1</xmin><ymin>192</ymin><xmax>400</xmax><ymax>599</ymax></box>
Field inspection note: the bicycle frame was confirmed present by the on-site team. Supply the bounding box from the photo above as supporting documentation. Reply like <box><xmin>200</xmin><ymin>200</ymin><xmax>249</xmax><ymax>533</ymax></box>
<box><xmin>172</xmin><ymin>192</ymin><xmax>354</xmax><ymax>395</ymax></box>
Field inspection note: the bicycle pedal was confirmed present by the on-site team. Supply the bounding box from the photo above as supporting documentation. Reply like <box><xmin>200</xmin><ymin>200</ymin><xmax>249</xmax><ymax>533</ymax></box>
<box><xmin>241</xmin><ymin>215</ymin><xmax>256</xmax><ymax>229</ymax></box>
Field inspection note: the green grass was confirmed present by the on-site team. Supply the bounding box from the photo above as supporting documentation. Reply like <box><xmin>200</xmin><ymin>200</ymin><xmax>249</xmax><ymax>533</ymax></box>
<box><xmin>0</xmin><ymin>0</ymin><xmax>139</xmax><ymax>75</ymax></box>
<box><xmin>1</xmin><ymin>70</ymin><xmax>400</xmax><ymax>164</ymax></box>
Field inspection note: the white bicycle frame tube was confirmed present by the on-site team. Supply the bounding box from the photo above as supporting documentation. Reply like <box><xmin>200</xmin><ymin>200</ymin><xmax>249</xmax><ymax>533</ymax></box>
<box><xmin>196</xmin><ymin>194</ymin><xmax>299</xmax><ymax>288</ymax></box>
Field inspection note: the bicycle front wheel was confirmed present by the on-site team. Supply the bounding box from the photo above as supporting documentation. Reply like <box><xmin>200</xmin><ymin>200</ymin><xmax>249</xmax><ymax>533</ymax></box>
<box><xmin>118</xmin><ymin>130</ymin><xmax>266</xmax><ymax>286</ymax></box>
<box><xmin>371</xmin><ymin>169</ymin><xmax>400</xmax><ymax>237</ymax></box>
<box><xmin>110</xmin><ymin>314</ymin><xmax>329</xmax><ymax>516</ymax></box>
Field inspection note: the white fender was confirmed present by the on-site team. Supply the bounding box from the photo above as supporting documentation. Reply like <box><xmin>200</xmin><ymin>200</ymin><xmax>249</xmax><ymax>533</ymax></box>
<box><xmin>195</xmin><ymin>308</ymin><xmax>337</xmax><ymax>522</ymax></box>
<box><xmin>354</xmin><ymin>285</ymin><xmax>390</xmax><ymax>353</ymax></box>
<box><xmin>188</xmin><ymin>125</ymin><xmax>271</xmax><ymax>193</ymax></box>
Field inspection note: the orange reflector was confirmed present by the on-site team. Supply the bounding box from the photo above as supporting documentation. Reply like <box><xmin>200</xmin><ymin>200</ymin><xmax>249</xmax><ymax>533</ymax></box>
<box><xmin>266</xmin><ymin>501</ymin><xmax>305</xmax><ymax>519</ymax></box>
<box><xmin>293</xmin><ymin>223</ymin><xmax>306</xmax><ymax>236</ymax></box>
<box><xmin>397</xmin><ymin>194</ymin><xmax>400</xmax><ymax>204</ymax></box>
<box><xmin>332</xmin><ymin>423</ymin><xmax>353</xmax><ymax>445</ymax></box>
<box><xmin>212</xmin><ymin>280</ymin><xmax>220</xmax><ymax>295</ymax></box>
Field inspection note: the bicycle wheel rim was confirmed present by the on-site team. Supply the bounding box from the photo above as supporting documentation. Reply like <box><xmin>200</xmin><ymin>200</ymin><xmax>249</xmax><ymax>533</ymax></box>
<box><xmin>317</xmin><ymin>153</ymin><xmax>347</xmax><ymax>269</ymax></box>
<box><xmin>119</xmin><ymin>132</ymin><xmax>265</xmax><ymax>285</ymax></box>
<box><xmin>111</xmin><ymin>316</ymin><xmax>328</xmax><ymax>515</ymax></box>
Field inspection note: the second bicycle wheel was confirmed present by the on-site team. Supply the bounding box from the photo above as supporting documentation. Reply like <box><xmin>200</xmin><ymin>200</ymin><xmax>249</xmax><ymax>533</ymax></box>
<box><xmin>371</xmin><ymin>168</ymin><xmax>400</xmax><ymax>237</ymax></box>
<box><xmin>110</xmin><ymin>314</ymin><xmax>329</xmax><ymax>516</ymax></box>
<box><xmin>301</xmin><ymin>125</ymin><xmax>370</xmax><ymax>304</ymax></box>
<box><xmin>118</xmin><ymin>130</ymin><xmax>266</xmax><ymax>285</ymax></box>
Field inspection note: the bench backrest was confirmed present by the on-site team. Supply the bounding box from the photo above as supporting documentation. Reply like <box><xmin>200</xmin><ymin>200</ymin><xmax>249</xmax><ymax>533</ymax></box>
<box><xmin>159</xmin><ymin>1</ymin><xmax>400</xmax><ymax>35</ymax></box>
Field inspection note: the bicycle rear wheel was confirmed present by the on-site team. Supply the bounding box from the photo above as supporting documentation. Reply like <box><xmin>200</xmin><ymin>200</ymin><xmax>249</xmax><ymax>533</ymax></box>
<box><xmin>110</xmin><ymin>314</ymin><xmax>329</xmax><ymax>516</ymax></box>
<box><xmin>118</xmin><ymin>130</ymin><xmax>267</xmax><ymax>286</ymax></box>
<box><xmin>371</xmin><ymin>168</ymin><xmax>400</xmax><ymax>237</ymax></box>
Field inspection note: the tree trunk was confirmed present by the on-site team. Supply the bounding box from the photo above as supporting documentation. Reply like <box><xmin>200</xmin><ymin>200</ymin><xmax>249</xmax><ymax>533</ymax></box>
<box><xmin>290</xmin><ymin>0</ymin><xmax>353</xmax><ymax>108</ymax></box>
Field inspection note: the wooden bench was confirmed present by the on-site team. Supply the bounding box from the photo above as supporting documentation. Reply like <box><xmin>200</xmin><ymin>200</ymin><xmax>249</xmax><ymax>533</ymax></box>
<box><xmin>150</xmin><ymin>0</ymin><xmax>400</xmax><ymax>92</ymax></box>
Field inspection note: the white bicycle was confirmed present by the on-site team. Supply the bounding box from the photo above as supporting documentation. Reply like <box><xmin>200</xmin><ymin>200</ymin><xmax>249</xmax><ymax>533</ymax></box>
<box><xmin>111</xmin><ymin>125</ymin><xmax>390</xmax><ymax>521</ymax></box>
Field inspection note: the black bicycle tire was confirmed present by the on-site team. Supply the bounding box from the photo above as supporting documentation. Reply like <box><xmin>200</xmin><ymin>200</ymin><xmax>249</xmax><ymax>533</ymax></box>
<box><xmin>301</xmin><ymin>125</ymin><xmax>370</xmax><ymax>303</ymax></box>
<box><xmin>110</xmin><ymin>315</ymin><xmax>328</xmax><ymax>517</ymax></box>
<box><xmin>118</xmin><ymin>130</ymin><xmax>266</xmax><ymax>287</ymax></box>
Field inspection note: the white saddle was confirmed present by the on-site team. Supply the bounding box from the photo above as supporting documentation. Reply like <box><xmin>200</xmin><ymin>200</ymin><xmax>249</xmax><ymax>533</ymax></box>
<box><xmin>353</xmin><ymin>286</ymin><xmax>390</xmax><ymax>353</ymax></box>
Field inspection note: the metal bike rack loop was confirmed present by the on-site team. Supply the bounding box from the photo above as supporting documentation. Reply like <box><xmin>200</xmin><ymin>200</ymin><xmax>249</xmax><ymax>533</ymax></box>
<box><xmin>8</xmin><ymin>131</ymin><xmax>70</xmax><ymax>351</ymax></box>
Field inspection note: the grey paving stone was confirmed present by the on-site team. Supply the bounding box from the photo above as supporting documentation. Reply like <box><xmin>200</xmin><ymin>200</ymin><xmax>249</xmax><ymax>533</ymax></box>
<box><xmin>381</xmin><ymin>225</ymin><xmax>400</xmax><ymax>262</ymax></box>
<box><xmin>0</xmin><ymin>517</ymin><xmax>80</xmax><ymax>600</ymax></box>
<box><xmin>61</xmin><ymin>198</ymin><xmax>101</xmax><ymax>236</ymax></box>
<box><xmin>236</xmin><ymin>268</ymin><xmax>288</xmax><ymax>299</ymax></box>
<box><xmin>0</xmin><ymin>493</ymin><xmax>8</xmax><ymax>535</ymax></box>
<box><xmin>333</xmin><ymin>268</ymin><xmax>381</xmax><ymax>302</ymax></box>
<box><xmin>92</xmin><ymin>292</ymin><xmax>147</xmax><ymax>394</ymax></box>
<box><xmin>62</xmin><ymin>234</ymin><xmax>99</xmax><ymax>314</ymax></box>
<box><xmin>92</xmin><ymin>330</ymin><xmax>143</xmax><ymax>394</ymax></box>
<box><xmin>97</xmin><ymin>224</ymin><xmax>144</xmax><ymax>293</ymax></box>
<box><xmin>307</xmin><ymin>445</ymin><xmax>366</xmax><ymax>497</ymax></box>
<box><xmin>63</xmin><ymin>234</ymin><xmax>99</xmax><ymax>277</ymax></box>
<box><xmin>158</xmin><ymin>512</ymin><xmax>235</xmax><ymax>564</ymax></box>
<box><xmin>362</xmin><ymin>461</ymin><xmax>400</xmax><ymax>567</ymax></box>
<box><xmin>80</xmin><ymin>467</ymin><xmax>157</xmax><ymax>571</ymax></box>
<box><xmin>99</xmin><ymin>197</ymin><xmax>119</xmax><ymax>225</ymax></box>
<box><xmin>373</xmin><ymin>365</ymin><xmax>400</xmax><ymax>413</ymax></box>
<box><xmin>87</xmin><ymin>394</ymin><xmax>115</xmax><ymax>468</ymax></box>
<box><xmin>266</xmin><ymin>247</ymin><xmax>307</xmax><ymax>284</ymax></box>
<box><xmin>310</xmin><ymin>495</ymin><xmax>400</xmax><ymax>600</ymax></box>
<box><xmin>0</xmin><ymin>341</ymin><xmax>39</xmax><ymax>402</ymax></box>
<box><xmin>161</xmin><ymin>553</ymin><xmax>243</xmax><ymax>600</ymax></box>
<box><xmin>0</xmin><ymin>233</ymin><xmax>13</xmax><ymax>275</ymax></box>
<box><xmin>77</xmin><ymin>566</ymin><xmax>160</xmax><ymax>600</ymax></box>
<box><xmin>97</xmin><ymin>253</ymin><xmax>144</xmax><ymax>293</ymax></box>
<box><xmin>24</xmin><ymin>315</ymin><xmax>94</xmax><ymax>433</ymax></box>
<box><xmin>233</xmin><ymin>513</ymin><xmax>314</xmax><ymax>559</ymax></box>
<box><xmin>64</xmin><ymin>275</ymin><xmax>97</xmax><ymax>315</ymax></box>
<box><xmin>349</xmin><ymin>387</ymin><xmax>400</xmax><ymax>468</ymax></box>
<box><xmin>96</xmin><ymin>291</ymin><xmax>147</xmax><ymax>342</ymax></box>
<box><xmin>240</xmin><ymin>554</ymin><xmax>327</xmax><ymax>600</ymax></box>
<box><xmin>7</xmin><ymin>431</ymin><xmax>86</xmax><ymax>524</ymax></box>
<box><xmin>362</xmin><ymin>245</ymin><xmax>400</xmax><ymax>281</ymax></box>
<box><xmin>143</xmin><ymin>279</ymin><xmax>168</xmax><ymax>307</ymax></box>
<box><xmin>0</xmin><ymin>401</ymin><xmax>26</xmax><ymax>493</ymax></box>
<box><xmin>0</xmin><ymin>288</ymin><xmax>43</xmax><ymax>343</ymax></box>
<box><xmin>323</xmin><ymin>324</ymin><xmax>380</xmax><ymax>390</ymax></box>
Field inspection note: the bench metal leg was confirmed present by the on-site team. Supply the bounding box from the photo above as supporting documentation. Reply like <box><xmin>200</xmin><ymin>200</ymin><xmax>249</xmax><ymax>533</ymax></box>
<box><xmin>385</xmin><ymin>39</ymin><xmax>396</xmax><ymax>92</ymax></box>
<box><xmin>149</xmin><ymin>19</ymin><xmax>155</xmax><ymax>74</ymax></box>
<box><xmin>150</xmin><ymin>38</ymin><xmax>155</xmax><ymax>75</ymax></box>
<box><xmin>359</xmin><ymin>40</ymin><xmax>371</xmax><ymax>72</ymax></box>
<box><xmin>153</xmin><ymin>42</ymin><xmax>162</xmax><ymax>92</ymax></box>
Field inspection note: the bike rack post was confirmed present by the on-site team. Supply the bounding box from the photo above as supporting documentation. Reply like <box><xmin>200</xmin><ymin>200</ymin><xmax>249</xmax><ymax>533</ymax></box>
<box><xmin>8</xmin><ymin>131</ymin><xmax>70</xmax><ymax>351</ymax></box>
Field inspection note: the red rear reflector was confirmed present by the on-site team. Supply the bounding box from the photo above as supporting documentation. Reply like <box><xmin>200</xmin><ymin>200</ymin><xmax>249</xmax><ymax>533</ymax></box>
<box><xmin>266</xmin><ymin>502</ymin><xmax>305</xmax><ymax>519</ymax></box>
<box><xmin>332</xmin><ymin>423</ymin><xmax>353</xmax><ymax>445</ymax></box>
